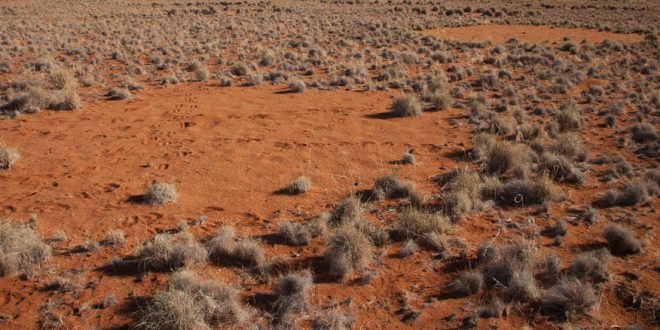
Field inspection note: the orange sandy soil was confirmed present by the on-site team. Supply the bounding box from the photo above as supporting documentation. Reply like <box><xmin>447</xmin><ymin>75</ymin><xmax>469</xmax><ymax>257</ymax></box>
<box><xmin>422</xmin><ymin>24</ymin><xmax>646</xmax><ymax>44</ymax></box>
<box><xmin>0</xmin><ymin>26</ymin><xmax>658</xmax><ymax>329</ymax></box>
<box><xmin>0</xmin><ymin>82</ymin><xmax>657</xmax><ymax>329</ymax></box>
<box><xmin>0</xmin><ymin>83</ymin><xmax>472</xmax><ymax>329</ymax></box>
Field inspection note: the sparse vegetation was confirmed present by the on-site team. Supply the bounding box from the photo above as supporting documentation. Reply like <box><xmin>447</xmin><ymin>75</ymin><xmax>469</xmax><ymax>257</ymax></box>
<box><xmin>0</xmin><ymin>145</ymin><xmax>20</xmax><ymax>170</ymax></box>
<box><xmin>541</xmin><ymin>279</ymin><xmax>597</xmax><ymax>321</ymax></box>
<box><xmin>272</xmin><ymin>270</ymin><xmax>313</xmax><ymax>324</ymax></box>
<box><xmin>594</xmin><ymin>183</ymin><xmax>648</xmax><ymax>208</ymax></box>
<box><xmin>289</xmin><ymin>80</ymin><xmax>306</xmax><ymax>93</ymax></box>
<box><xmin>391</xmin><ymin>95</ymin><xmax>422</xmax><ymax>117</ymax></box>
<box><xmin>0</xmin><ymin>1</ymin><xmax>657</xmax><ymax>328</ymax></box>
<box><xmin>143</xmin><ymin>182</ymin><xmax>177</xmax><ymax>205</ymax></box>
<box><xmin>277</xmin><ymin>221</ymin><xmax>312</xmax><ymax>246</ymax></box>
<box><xmin>101</xmin><ymin>229</ymin><xmax>126</xmax><ymax>247</ymax></box>
<box><xmin>285</xmin><ymin>176</ymin><xmax>311</xmax><ymax>194</ymax></box>
<box><xmin>324</xmin><ymin>225</ymin><xmax>374</xmax><ymax>281</ymax></box>
<box><xmin>603</xmin><ymin>224</ymin><xmax>641</xmax><ymax>256</ymax></box>
<box><xmin>135</xmin><ymin>270</ymin><xmax>247</xmax><ymax>329</ymax></box>
<box><xmin>0</xmin><ymin>219</ymin><xmax>51</xmax><ymax>276</ymax></box>
<box><xmin>135</xmin><ymin>232</ymin><xmax>207</xmax><ymax>271</ymax></box>
<box><xmin>445</xmin><ymin>271</ymin><xmax>484</xmax><ymax>297</ymax></box>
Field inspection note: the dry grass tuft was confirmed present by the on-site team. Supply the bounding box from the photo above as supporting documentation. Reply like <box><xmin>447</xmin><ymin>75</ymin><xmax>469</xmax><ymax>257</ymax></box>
<box><xmin>568</xmin><ymin>252</ymin><xmax>610</xmax><ymax>283</ymax></box>
<box><xmin>277</xmin><ymin>221</ymin><xmax>312</xmax><ymax>246</ymax></box>
<box><xmin>445</xmin><ymin>271</ymin><xmax>484</xmax><ymax>297</ymax></box>
<box><xmin>272</xmin><ymin>269</ymin><xmax>313</xmax><ymax>324</ymax></box>
<box><xmin>391</xmin><ymin>94</ymin><xmax>422</xmax><ymax>117</ymax></box>
<box><xmin>286</xmin><ymin>176</ymin><xmax>311</xmax><ymax>194</ymax></box>
<box><xmin>324</xmin><ymin>225</ymin><xmax>374</xmax><ymax>281</ymax></box>
<box><xmin>101</xmin><ymin>229</ymin><xmax>126</xmax><ymax>247</ymax></box>
<box><xmin>143</xmin><ymin>182</ymin><xmax>177</xmax><ymax>205</ymax></box>
<box><xmin>330</xmin><ymin>195</ymin><xmax>362</xmax><ymax>227</ymax></box>
<box><xmin>289</xmin><ymin>80</ymin><xmax>306</xmax><ymax>93</ymax></box>
<box><xmin>135</xmin><ymin>270</ymin><xmax>247</xmax><ymax>329</ymax></box>
<box><xmin>312</xmin><ymin>311</ymin><xmax>354</xmax><ymax>330</ymax></box>
<box><xmin>393</xmin><ymin>208</ymin><xmax>450</xmax><ymax>239</ymax></box>
<box><xmin>0</xmin><ymin>145</ymin><xmax>20</xmax><ymax>170</ymax></box>
<box><xmin>541</xmin><ymin>279</ymin><xmax>597</xmax><ymax>321</ymax></box>
<box><xmin>603</xmin><ymin>224</ymin><xmax>641</xmax><ymax>256</ymax></box>
<box><xmin>0</xmin><ymin>219</ymin><xmax>51</xmax><ymax>276</ymax></box>
<box><xmin>135</xmin><ymin>232</ymin><xmax>207</xmax><ymax>271</ymax></box>
<box><xmin>593</xmin><ymin>183</ymin><xmax>648</xmax><ymax>208</ymax></box>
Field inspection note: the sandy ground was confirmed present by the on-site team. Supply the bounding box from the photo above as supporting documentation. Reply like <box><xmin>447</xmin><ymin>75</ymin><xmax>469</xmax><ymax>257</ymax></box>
<box><xmin>0</xmin><ymin>23</ymin><xmax>657</xmax><ymax>329</ymax></box>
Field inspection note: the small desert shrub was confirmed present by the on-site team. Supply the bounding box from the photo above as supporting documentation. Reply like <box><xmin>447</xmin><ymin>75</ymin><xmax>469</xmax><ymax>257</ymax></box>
<box><xmin>603</xmin><ymin>224</ymin><xmax>641</xmax><ymax>256</ymax></box>
<box><xmin>541</xmin><ymin>279</ymin><xmax>597</xmax><ymax>321</ymax></box>
<box><xmin>422</xmin><ymin>232</ymin><xmax>449</xmax><ymax>252</ymax></box>
<box><xmin>401</xmin><ymin>151</ymin><xmax>416</xmax><ymax>164</ymax></box>
<box><xmin>471</xmin><ymin>132</ymin><xmax>494</xmax><ymax>158</ymax></box>
<box><xmin>487</xmin><ymin>116</ymin><xmax>516</xmax><ymax>136</ymax></box>
<box><xmin>219</xmin><ymin>76</ymin><xmax>232</xmax><ymax>87</ymax></box>
<box><xmin>554</xmin><ymin>104</ymin><xmax>582</xmax><ymax>132</ymax></box>
<box><xmin>593</xmin><ymin>183</ymin><xmax>648</xmax><ymax>208</ymax></box>
<box><xmin>48</xmin><ymin>70</ymin><xmax>78</xmax><ymax>90</ymax></box>
<box><xmin>476</xmin><ymin>242</ymin><xmax>498</xmax><ymax>264</ymax></box>
<box><xmin>568</xmin><ymin>252</ymin><xmax>610</xmax><ymax>283</ymax></box>
<box><xmin>551</xmin><ymin>133</ymin><xmax>587</xmax><ymax>161</ymax></box>
<box><xmin>426</xmin><ymin>71</ymin><xmax>449</xmax><ymax>93</ymax></box>
<box><xmin>482</xmin><ymin>260</ymin><xmax>516</xmax><ymax>289</ymax></box>
<box><xmin>393</xmin><ymin>208</ymin><xmax>450</xmax><ymax>239</ymax></box>
<box><xmin>324</xmin><ymin>225</ymin><xmax>374</xmax><ymax>281</ymax></box>
<box><xmin>643</xmin><ymin>169</ymin><xmax>660</xmax><ymax>195</ymax></box>
<box><xmin>391</xmin><ymin>94</ymin><xmax>422</xmax><ymax>117</ymax></box>
<box><xmin>485</xmin><ymin>141</ymin><xmax>518</xmax><ymax>175</ymax></box>
<box><xmin>354</xmin><ymin>219</ymin><xmax>389</xmax><ymax>247</ymax></box>
<box><xmin>482</xmin><ymin>240</ymin><xmax>536</xmax><ymax>288</ymax></box>
<box><xmin>208</xmin><ymin>229</ymin><xmax>265</xmax><ymax>267</ymax></box>
<box><xmin>443</xmin><ymin>169</ymin><xmax>484</xmax><ymax>217</ymax></box>
<box><xmin>631</xmin><ymin>122</ymin><xmax>657</xmax><ymax>143</ymax></box>
<box><xmin>272</xmin><ymin>270</ymin><xmax>313</xmax><ymax>323</ymax></box>
<box><xmin>286</xmin><ymin>176</ymin><xmax>311</xmax><ymax>194</ymax></box>
<box><xmin>289</xmin><ymin>80</ymin><xmax>306</xmax><ymax>93</ymax></box>
<box><xmin>502</xmin><ymin>271</ymin><xmax>539</xmax><ymax>303</ymax></box>
<box><xmin>537</xmin><ymin>252</ymin><xmax>561</xmax><ymax>285</ymax></box>
<box><xmin>136</xmin><ymin>232</ymin><xmax>207</xmax><ymax>271</ymax></box>
<box><xmin>244</xmin><ymin>73</ymin><xmax>263</xmax><ymax>86</ymax></box>
<box><xmin>445</xmin><ymin>271</ymin><xmax>484</xmax><ymax>297</ymax></box>
<box><xmin>144</xmin><ymin>182</ymin><xmax>177</xmax><ymax>205</ymax></box>
<box><xmin>106</xmin><ymin>88</ymin><xmax>131</xmax><ymax>100</ymax></box>
<box><xmin>3</xmin><ymin>82</ymin><xmax>80</xmax><ymax>112</ymax></box>
<box><xmin>424</xmin><ymin>90</ymin><xmax>453</xmax><ymax>111</ymax></box>
<box><xmin>0</xmin><ymin>219</ymin><xmax>51</xmax><ymax>276</ymax></box>
<box><xmin>230</xmin><ymin>62</ymin><xmax>249</xmax><ymax>76</ymax></box>
<box><xmin>540</xmin><ymin>153</ymin><xmax>585</xmax><ymax>184</ymax></box>
<box><xmin>233</xmin><ymin>238</ymin><xmax>265</xmax><ymax>268</ymax></box>
<box><xmin>371</xmin><ymin>174</ymin><xmax>418</xmax><ymax>200</ymax></box>
<box><xmin>308</xmin><ymin>213</ymin><xmax>328</xmax><ymax>238</ymax></box>
<box><xmin>312</xmin><ymin>311</ymin><xmax>354</xmax><ymax>330</ymax></box>
<box><xmin>330</xmin><ymin>195</ymin><xmax>362</xmax><ymax>226</ymax></box>
<box><xmin>501</xmin><ymin>240</ymin><xmax>537</xmax><ymax>269</ymax></box>
<box><xmin>0</xmin><ymin>145</ymin><xmax>20</xmax><ymax>170</ymax></box>
<box><xmin>398</xmin><ymin>240</ymin><xmax>419</xmax><ymax>258</ymax></box>
<box><xmin>207</xmin><ymin>225</ymin><xmax>235</xmax><ymax>260</ymax></box>
<box><xmin>491</xmin><ymin>177</ymin><xmax>553</xmax><ymax>205</ymax></box>
<box><xmin>101</xmin><ymin>229</ymin><xmax>126</xmax><ymax>247</ymax></box>
<box><xmin>194</xmin><ymin>67</ymin><xmax>210</xmax><ymax>82</ymax></box>
<box><xmin>277</xmin><ymin>221</ymin><xmax>311</xmax><ymax>246</ymax></box>
<box><xmin>135</xmin><ymin>270</ymin><xmax>247</xmax><ymax>329</ymax></box>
